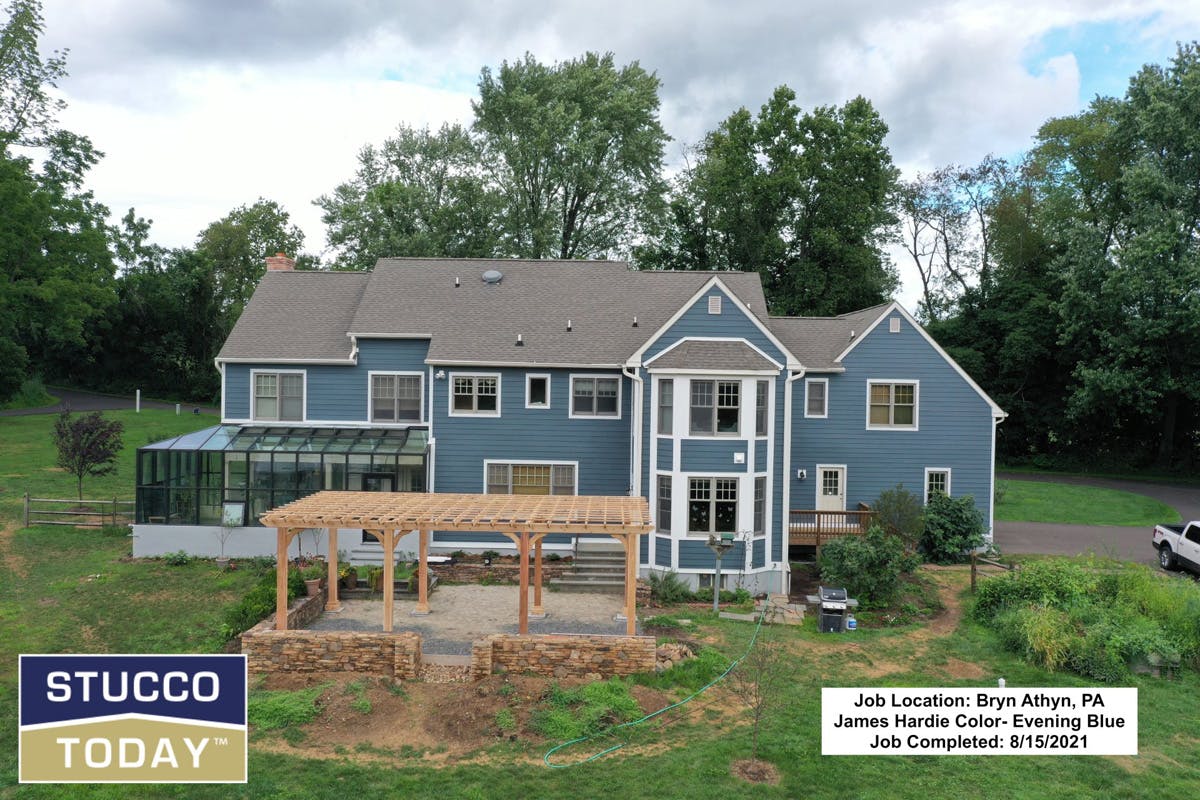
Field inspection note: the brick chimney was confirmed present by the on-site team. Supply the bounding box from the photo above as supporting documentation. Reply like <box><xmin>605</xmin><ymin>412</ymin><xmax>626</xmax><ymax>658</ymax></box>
<box><xmin>265</xmin><ymin>252</ymin><xmax>295</xmax><ymax>271</ymax></box>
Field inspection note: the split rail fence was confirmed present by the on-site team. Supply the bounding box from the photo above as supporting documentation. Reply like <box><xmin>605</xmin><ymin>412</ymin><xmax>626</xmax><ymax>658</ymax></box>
<box><xmin>23</xmin><ymin>493</ymin><xmax>134</xmax><ymax>528</ymax></box>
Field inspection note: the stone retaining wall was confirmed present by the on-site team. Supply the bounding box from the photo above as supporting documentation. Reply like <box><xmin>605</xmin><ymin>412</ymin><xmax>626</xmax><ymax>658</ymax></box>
<box><xmin>433</xmin><ymin>562</ymin><xmax>571</xmax><ymax>585</ymax></box>
<box><xmin>241</xmin><ymin>592</ymin><xmax>421</xmax><ymax>680</ymax></box>
<box><xmin>470</xmin><ymin>634</ymin><xmax>656</xmax><ymax>681</ymax></box>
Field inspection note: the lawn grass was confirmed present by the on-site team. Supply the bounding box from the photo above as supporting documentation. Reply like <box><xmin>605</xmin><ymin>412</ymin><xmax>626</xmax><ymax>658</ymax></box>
<box><xmin>996</xmin><ymin>479</ymin><xmax>1180</xmax><ymax>527</ymax></box>
<box><xmin>0</xmin><ymin>378</ymin><xmax>56</xmax><ymax>411</ymax></box>
<box><xmin>999</xmin><ymin>463</ymin><xmax>1200</xmax><ymax>487</ymax></box>
<box><xmin>0</xmin><ymin>408</ymin><xmax>219</xmax><ymax>520</ymax></box>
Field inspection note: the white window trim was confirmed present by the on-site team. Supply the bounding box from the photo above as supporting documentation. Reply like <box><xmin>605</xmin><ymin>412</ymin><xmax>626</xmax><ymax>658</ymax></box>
<box><xmin>804</xmin><ymin>377</ymin><xmax>828</xmax><ymax>419</ymax></box>
<box><xmin>568</xmin><ymin>373</ymin><xmax>623</xmax><ymax>420</ymax></box>
<box><xmin>249</xmin><ymin>369</ymin><xmax>306</xmax><ymax>422</ymax></box>
<box><xmin>924</xmin><ymin>467</ymin><xmax>952</xmax><ymax>503</ymax></box>
<box><xmin>656</xmin><ymin>472</ymin><xmax>673</xmax><ymax>535</ymax></box>
<box><xmin>525</xmin><ymin>373</ymin><xmax>551</xmax><ymax>409</ymax></box>
<box><xmin>865</xmin><ymin>379</ymin><xmax>920</xmax><ymax>431</ymax></box>
<box><xmin>448</xmin><ymin>372</ymin><xmax>502</xmax><ymax>418</ymax></box>
<box><xmin>754</xmin><ymin>380</ymin><xmax>770</xmax><ymax>438</ymax></box>
<box><xmin>482</xmin><ymin>459</ymin><xmax>579</xmax><ymax>495</ymax></box>
<box><xmin>685</xmin><ymin>475</ymin><xmax>739</xmax><ymax>537</ymax></box>
<box><xmin>655</xmin><ymin>377</ymin><xmax>674</xmax><ymax>436</ymax></box>
<box><xmin>367</xmin><ymin>370</ymin><xmax>425</xmax><ymax>424</ymax></box>
<box><xmin>688</xmin><ymin>378</ymin><xmax>742</xmax><ymax>437</ymax></box>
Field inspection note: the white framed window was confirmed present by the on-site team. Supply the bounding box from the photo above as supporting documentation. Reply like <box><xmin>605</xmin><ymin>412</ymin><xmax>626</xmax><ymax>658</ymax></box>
<box><xmin>753</xmin><ymin>476</ymin><xmax>765</xmax><ymax>535</ymax></box>
<box><xmin>369</xmin><ymin>372</ymin><xmax>422</xmax><ymax>423</ymax></box>
<box><xmin>689</xmin><ymin>379</ymin><xmax>740</xmax><ymax>435</ymax></box>
<box><xmin>525</xmin><ymin>374</ymin><xmax>551</xmax><ymax>409</ymax></box>
<box><xmin>450</xmin><ymin>374</ymin><xmax>500</xmax><ymax>416</ymax></box>
<box><xmin>925</xmin><ymin>468</ymin><xmax>951</xmax><ymax>503</ymax></box>
<box><xmin>569</xmin><ymin>375</ymin><xmax>621</xmax><ymax>418</ymax></box>
<box><xmin>484</xmin><ymin>461</ymin><xmax>576</xmax><ymax>495</ymax></box>
<box><xmin>251</xmin><ymin>370</ymin><xmax>304</xmax><ymax>421</ymax></box>
<box><xmin>688</xmin><ymin>477</ymin><xmax>737</xmax><ymax>535</ymax></box>
<box><xmin>805</xmin><ymin>378</ymin><xmax>828</xmax><ymax>419</ymax></box>
<box><xmin>698</xmin><ymin>573</ymin><xmax>729</xmax><ymax>590</ymax></box>
<box><xmin>658</xmin><ymin>379</ymin><xmax>673</xmax><ymax>435</ymax></box>
<box><xmin>755</xmin><ymin>380</ymin><xmax>769</xmax><ymax>437</ymax></box>
<box><xmin>657</xmin><ymin>474</ymin><xmax>672</xmax><ymax>532</ymax></box>
<box><xmin>866</xmin><ymin>380</ymin><xmax>918</xmax><ymax>430</ymax></box>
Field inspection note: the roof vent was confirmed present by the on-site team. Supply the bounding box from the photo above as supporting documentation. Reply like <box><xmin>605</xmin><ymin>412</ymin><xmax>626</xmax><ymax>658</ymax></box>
<box><xmin>567</xmin><ymin>319</ymin><xmax>573</xmax><ymax>331</ymax></box>
<box><xmin>632</xmin><ymin>316</ymin><xmax>638</xmax><ymax>327</ymax></box>
<box><xmin>849</xmin><ymin>330</ymin><xmax>856</xmax><ymax>340</ymax></box>
<box><xmin>482</xmin><ymin>269</ymin><xmax>503</xmax><ymax>285</ymax></box>
<box><xmin>454</xmin><ymin>276</ymin><xmax>460</xmax><ymax>288</ymax></box>
<box><xmin>515</xmin><ymin>333</ymin><xmax>524</xmax><ymax>347</ymax></box>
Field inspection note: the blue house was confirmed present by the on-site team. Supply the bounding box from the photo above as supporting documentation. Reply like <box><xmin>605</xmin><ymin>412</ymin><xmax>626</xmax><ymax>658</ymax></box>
<box><xmin>133</xmin><ymin>256</ymin><xmax>1004</xmax><ymax>594</ymax></box>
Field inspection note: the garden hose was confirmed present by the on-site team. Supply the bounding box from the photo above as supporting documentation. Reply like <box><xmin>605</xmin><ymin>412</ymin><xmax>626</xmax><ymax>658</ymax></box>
<box><xmin>543</xmin><ymin>607</ymin><xmax>768</xmax><ymax>768</ymax></box>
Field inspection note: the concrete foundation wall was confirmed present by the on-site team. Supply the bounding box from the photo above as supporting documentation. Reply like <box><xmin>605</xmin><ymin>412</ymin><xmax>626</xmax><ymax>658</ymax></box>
<box><xmin>131</xmin><ymin>524</ymin><xmax>418</xmax><ymax>562</ymax></box>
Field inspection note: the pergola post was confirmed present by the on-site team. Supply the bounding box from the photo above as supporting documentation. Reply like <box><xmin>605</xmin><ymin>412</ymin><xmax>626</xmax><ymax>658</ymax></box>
<box><xmin>275</xmin><ymin>527</ymin><xmax>290</xmax><ymax>631</ymax></box>
<box><xmin>518</xmin><ymin>530</ymin><xmax>531</xmax><ymax>635</ymax></box>
<box><xmin>623</xmin><ymin>533</ymin><xmax>638</xmax><ymax>636</ymax></box>
<box><xmin>530</xmin><ymin>536</ymin><xmax>544</xmax><ymax>618</ymax></box>
<box><xmin>325</xmin><ymin>527</ymin><xmax>340</xmax><ymax>612</ymax></box>
<box><xmin>413</xmin><ymin>528</ymin><xmax>430</xmax><ymax>615</ymax></box>
<box><xmin>382</xmin><ymin>529</ymin><xmax>395</xmax><ymax>632</ymax></box>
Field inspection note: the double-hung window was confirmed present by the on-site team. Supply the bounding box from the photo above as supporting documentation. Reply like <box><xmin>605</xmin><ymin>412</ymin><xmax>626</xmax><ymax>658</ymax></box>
<box><xmin>452</xmin><ymin>375</ymin><xmax>499</xmax><ymax>415</ymax></box>
<box><xmin>755</xmin><ymin>380</ymin><xmax>769</xmax><ymax>436</ymax></box>
<box><xmin>486</xmin><ymin>463</ymin><xmax>575</xmax><ymax>495</ymax></box>
<box><xmin>370</xmin><ymin>374</ymin><xmax>422</xmax><ymax>422</ymax></box>
<box><xmin>690</xmin><ymin>380</ymin><xmax>740</xmax><ymax>435</ymax></box>
<box><xmin>657</xmin><ymin>475</ymin><xmax>672</xmax><ymax>532</ymax></box>
<box><xmin>867</xmin><ymin>381</ymin><xmax>917</xmax><ymax>429</ymax></box>
<box><xmin>571</xmin><ymin>376</ymin><xmax>620</xmax><ymax>417</ymax></box>
<box><xmin>925</xmin><ymin>469</ymin><xmax>950</xmax><ymax>503</ymax></box>
<box><xmin>658</xmin><ymin>379</ymin><xmax>673</xmax><ymax>435</ymax></box>
<box><xmin>253</xmin><ymin>372</ymin><xmax>303</xmax><ymax>421</ymax></box>
<box><xmin>753</xmin><ymin>476</ymin><xmax>765</xmax><ymax>535</ymax></box>
<box><xmin>805</xmin><ymin>378</ymin><xmax>828</xmax><ymax>418</ymax></box>
<box><xmin>688</xmin><ymin>477</ymin><xmax>737</xmax><ymax>534</ymax></box>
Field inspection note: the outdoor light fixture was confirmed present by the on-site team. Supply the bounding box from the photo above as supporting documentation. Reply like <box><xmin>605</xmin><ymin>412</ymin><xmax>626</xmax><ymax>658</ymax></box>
<box><xmin>705</xmin><ymin>532</ymin><xmax>736</xmax><ymax>613</ymax></box>
<box><xmin>435</xmin><ymin>370</ymin><xmax>446</xmax><ymax>380</ymax></box>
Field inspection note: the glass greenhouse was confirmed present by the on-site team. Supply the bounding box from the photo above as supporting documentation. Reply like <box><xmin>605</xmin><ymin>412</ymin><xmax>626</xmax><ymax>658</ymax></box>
<box><xmin>136</xmin><ymin>425</ymin><xmax>429</xmax><ymax>527</ymax></box>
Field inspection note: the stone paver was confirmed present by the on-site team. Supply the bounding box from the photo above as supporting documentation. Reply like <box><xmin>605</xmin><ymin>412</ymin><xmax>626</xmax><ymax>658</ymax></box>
<box><xmin>310</xmin><ymin>585</ymin><xmax>635</xmax><ymax>654</ymax></box>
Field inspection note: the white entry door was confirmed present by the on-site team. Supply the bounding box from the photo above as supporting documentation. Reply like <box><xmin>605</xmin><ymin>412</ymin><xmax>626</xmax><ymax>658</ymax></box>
<box><xmin>816</xmin><ymin>466</ymin><xmax>846</xmax><ymax>512</ymax></box>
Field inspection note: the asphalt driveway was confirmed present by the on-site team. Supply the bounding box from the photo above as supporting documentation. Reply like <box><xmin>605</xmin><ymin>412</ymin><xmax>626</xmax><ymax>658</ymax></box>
<box><xmin>993</xmin><ymin>472</ymin><xmax>1200</xmax><ymax>566</ymax></box>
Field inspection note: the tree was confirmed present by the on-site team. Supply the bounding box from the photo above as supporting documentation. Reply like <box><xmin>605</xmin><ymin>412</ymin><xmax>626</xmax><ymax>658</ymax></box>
<box><xmin>1046</xmin><ymin>43</ymin><xmax>1200</xmax><ymax>466</ymax></box>
<box><xmin>52</xmin><ymin>410</ymin><xmax>124</xmax><ymax>500</ymax></box>
<box><xmin>0</xmin><ymin>0</ymin><xmax>67</xmax><ymax>152</ymax></box>
<box><xmin>728</xmin><ymin>624</ymin><xmax>793</xmax><ymax>769</ymax></box>
<box><xmin>196</xmin><ymin>198</ymin><xmax>305</xmax><ymax>320</ymax></box>
<box><xmin>640</xmin><ymin>87</ymin><xmax>899</xmax><ymax>316</ymax></box>
<box><xmin>474</xmin><ymin>52</ymin><xmax>669</xmax><ymax>260</ymax></box>
<box><xmin>316</xmin><ymin>123</ymin><xmax>502</xmax><ymax>270</ymax></box>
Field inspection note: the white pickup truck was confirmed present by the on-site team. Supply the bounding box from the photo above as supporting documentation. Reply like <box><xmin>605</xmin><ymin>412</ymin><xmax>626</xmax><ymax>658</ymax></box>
<box><xmin>1153</xmin><ymin>521</ymin><xmax>1200</xmax><ymax>575</ymax></box>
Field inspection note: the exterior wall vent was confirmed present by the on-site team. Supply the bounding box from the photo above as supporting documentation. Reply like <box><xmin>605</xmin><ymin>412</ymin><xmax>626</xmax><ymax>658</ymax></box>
<box><xmin>482</xmin><ymin>269</ymin><xmax>503</xmax><ymax>284</ymax></box>
<box><xmin>889</xmin><ymin>317</ymin><xmax>901</xmax><ymax>333</ymax></box>
<box><xmin>707</xmin><ymin>295</ymin><xmax>722</xmax><ymax>315</ymax></box>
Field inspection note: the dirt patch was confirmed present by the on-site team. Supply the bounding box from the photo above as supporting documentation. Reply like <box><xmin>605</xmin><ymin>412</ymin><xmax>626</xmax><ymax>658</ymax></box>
<box><xmin>0</xmin><ymin>522</ymin><xmax>30</xmax><ymax>578</ymax></box>
<box><xmin>731</xmin><ymin>758</ymin><xmax>781</xmax><ymax>784</ymax></box>
<box><xmin>941</xmin><ymin>657</ymin><xmax>987</xmax><ymax>680</ymax></box>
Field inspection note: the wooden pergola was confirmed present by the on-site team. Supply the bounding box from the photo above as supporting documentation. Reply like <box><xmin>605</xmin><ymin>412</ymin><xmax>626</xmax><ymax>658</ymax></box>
<box><xmin>260</xmin><ymin>491</ymin><xmax>653</xmax><ymax>636</ymax></box>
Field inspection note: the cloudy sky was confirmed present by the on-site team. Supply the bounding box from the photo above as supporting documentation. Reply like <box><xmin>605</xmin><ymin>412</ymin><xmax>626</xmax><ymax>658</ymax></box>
<box><xmin>37</xmin><ymin>0</ymin><xmax>1200</xmax><ymax>303</ymax></box>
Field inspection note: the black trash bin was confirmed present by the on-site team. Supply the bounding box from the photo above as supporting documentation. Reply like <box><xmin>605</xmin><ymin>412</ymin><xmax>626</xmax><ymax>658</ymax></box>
<box><xmin>818</xmin><ymin>586</ymin><xmax>848</xmax><ymax>633</ymax></box>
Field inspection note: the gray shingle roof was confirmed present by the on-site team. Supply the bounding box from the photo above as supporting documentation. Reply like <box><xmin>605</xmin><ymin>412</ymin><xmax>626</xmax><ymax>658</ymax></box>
<box><xmin>217</xmin><ymin>271</ymin><xmax>368</xmax><ymax>361</ymax></box>
<box><xmin>647</xmin><ymin>340</ymin><xmax>779</xmax><ymax>371</ymax></box>
<box><xmin>346</xmin><ymin>258</ymin><xmax>770</xmax><ymax>365</ymax></box>
<box><xmin>767</xmin><ymin>304</ymin><xmax>892</xmax><ymax>370</ymax></box>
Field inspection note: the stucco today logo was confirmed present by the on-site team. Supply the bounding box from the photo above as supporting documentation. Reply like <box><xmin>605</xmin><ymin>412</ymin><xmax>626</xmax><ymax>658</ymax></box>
<box><xmin>19</xmin><ymin>654</ymin><xmax>247</xmax><ymax>784</ymax></box>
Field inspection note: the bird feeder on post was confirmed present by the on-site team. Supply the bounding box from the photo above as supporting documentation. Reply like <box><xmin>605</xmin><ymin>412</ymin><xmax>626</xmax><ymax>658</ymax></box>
<box><xmin>706</xmin><ymin>532</ymin><xmax>736</xmax><ymax>613</ymax></box>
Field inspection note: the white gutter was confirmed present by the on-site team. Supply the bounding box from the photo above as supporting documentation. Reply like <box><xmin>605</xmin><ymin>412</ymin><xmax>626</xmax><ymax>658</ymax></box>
<box><xmin>780</xmin><ymin>367</ymin><xmax>806</xmax><ymax>595</ymax></box>
<box><xmin>623</xmin><ymin>365</ymin><xmax>644</xmax><ymax>498</ymax></box>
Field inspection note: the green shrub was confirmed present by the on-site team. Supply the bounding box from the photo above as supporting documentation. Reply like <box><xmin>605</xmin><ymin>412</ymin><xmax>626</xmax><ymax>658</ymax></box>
<box><xmin>647</xmin><ymin>570</ymin><xmax>693</xmax><ymax>604</ymax></box>
<box><xmin>972</xmin><ymin>560</ymin><xmax>1098</xmax><ymax>621</ymax></box>
<box><xmin>920</xmin><ymin>493</ymin><xmax>985</xmax><ymax>563</ymax></box>
<box><xmin>163</xmin><ymin>550</ymin><xmax>193</xmax><ymax>566</ymax></box>
<box><xmin>533</xmin><ymin>679</ymin><xmax>641</xmax><ymax>741</ymax></box>
<box><xmin>873</xmin><ymin>484</ymin><xmax>925</xmax><ymax>546</ymax></box>
<box><xmin>494</xmin><ymin>708</ymin><xmax>517</xmax><ymax>732</ymax></box>
<box><xmin>693</xmin><ymin>587</ymin><xmax>752</xmax><ymax>605</ymax></box>
<box><xmin>248</xmin><ymin>686</ymin><xmax>325</xmax><ymax>731</ymax></box>
<box><xmin>222</xmin><ymin>569</ymin><xmax>306</xmax><ymax>638</ymax></box>
<box><xmin>819</xmin><ymin>526</ymin><xmax>918</xmax><ymax>608</ymax></box>
<box><xmin>634</xmin><ymin>646</ymin><xmax>728</xmax><ymax>692</ymax></box>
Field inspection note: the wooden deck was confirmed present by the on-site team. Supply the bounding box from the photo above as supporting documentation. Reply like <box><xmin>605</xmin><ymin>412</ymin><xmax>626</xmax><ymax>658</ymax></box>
<box><xmin>788</xmin><ymin>509</ymin><xmax>876</xmax><ymax>549</ymax></box>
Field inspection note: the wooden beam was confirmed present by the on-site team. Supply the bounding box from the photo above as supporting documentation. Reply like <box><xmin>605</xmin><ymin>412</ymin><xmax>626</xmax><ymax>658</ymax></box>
<box><xmin>531</xmin><ymin>536</ymin><xmax>544</xmax><ymax>617</ymax></box>
<box><xmin>325</xmin><ymin>527</ymin><xmax>340</xmax><ymax>612</ymax></box>
<box><xmin>624</xmin><ymin>533</ymin><xmax>638</xmax><ymax>636</ymax></box>
<box><xmin>518</xmin><ymin>531</ymin><xmax>530</xmax><ymax>635</ymax></box>
<box><xmin>414</xmin><ymin>528</ymin><xmax>430</xmax><ymax>615</ymax></box>
<box><xmin>275</xmin><ymin>527</ymin><xmax>290</xmax><ymax>631</ymax></box>
<box><xmin>382</xmin><ymin>529</ymin><xmax>395</xmax><ymax>633</ymax></box>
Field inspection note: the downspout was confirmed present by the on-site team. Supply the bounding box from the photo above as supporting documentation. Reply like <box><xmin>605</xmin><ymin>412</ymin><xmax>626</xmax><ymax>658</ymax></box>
<box><xmin>780</xmin><ymin>367</ymin><xmax>806</xmax><ymax>596</ymax></box>
<box><xmin>623</xmin><ymin>365</ymin><xmax>644</xmax><ymax>498</ymax></box>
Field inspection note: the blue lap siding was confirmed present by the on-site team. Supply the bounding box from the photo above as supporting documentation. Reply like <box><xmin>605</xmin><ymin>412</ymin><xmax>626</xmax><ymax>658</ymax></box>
<box><xmin>790</xmin><ymin>312</ymin><xmax>995</xmax><ymax>531</ymax></box>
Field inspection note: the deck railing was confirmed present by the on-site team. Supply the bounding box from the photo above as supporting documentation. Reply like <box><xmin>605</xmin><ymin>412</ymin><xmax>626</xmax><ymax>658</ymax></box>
<box><xmin>788</xmin><ymin>508</ymin><xmax>876</xmax><ymax>552</ymax></box>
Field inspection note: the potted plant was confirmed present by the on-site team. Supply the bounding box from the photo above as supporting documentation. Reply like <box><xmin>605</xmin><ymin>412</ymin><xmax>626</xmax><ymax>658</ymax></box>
<box><xmin>367</xmin><ymin>566</ymin><xmax>384</xmax><ymax>593</ymax></box>
<box><xmin>340</xmin><ymin>563</ymin><xmax>358</xmax><ymax>591</ymax></box>
<box><xmin>300</xmin><ymin>563</ymin><xmax>325</xmax><ymax>597</ymax></box>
